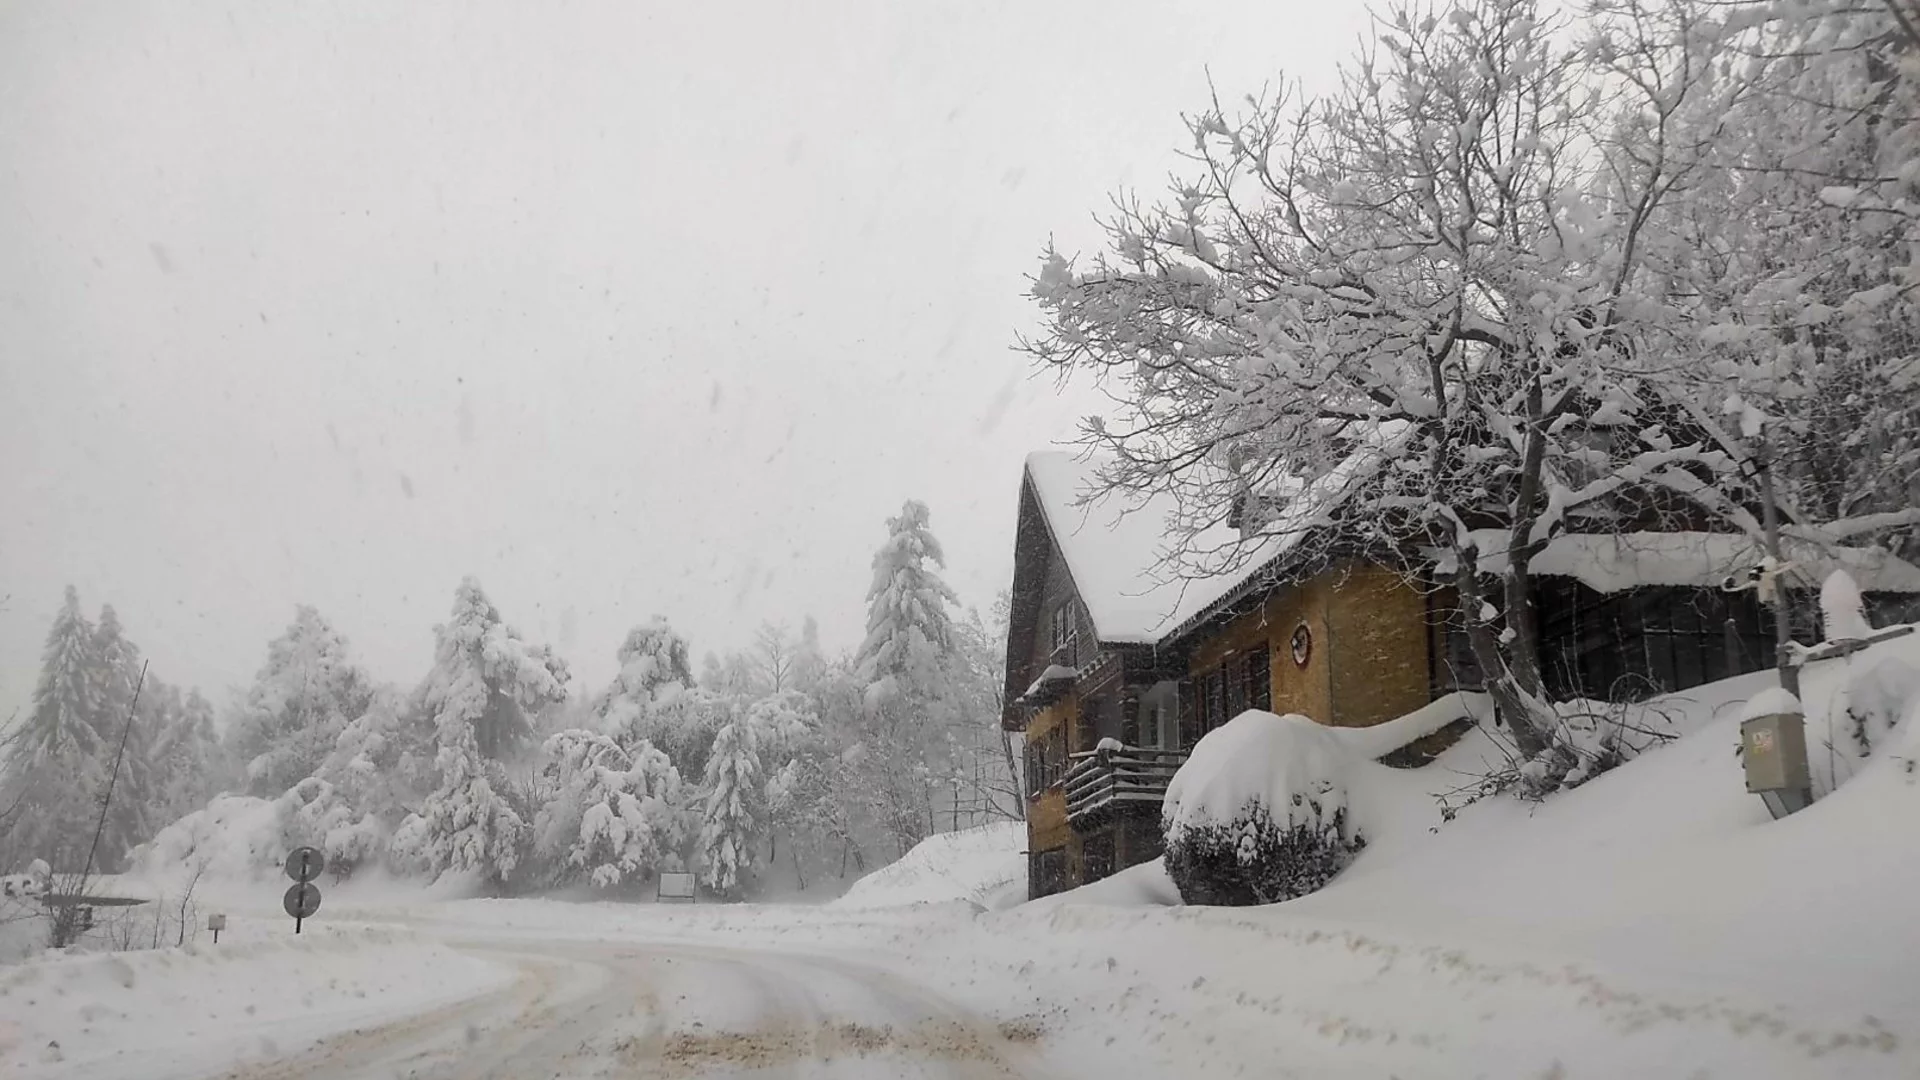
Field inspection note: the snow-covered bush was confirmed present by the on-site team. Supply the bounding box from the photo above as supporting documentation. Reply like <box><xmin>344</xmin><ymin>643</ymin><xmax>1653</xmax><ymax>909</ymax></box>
<box><xmin>1802</xmin><ymin>641</ymin><xmax>1920</xmax><ymax>797</ymax></box>
<box><xmin>1162</xmin><ymin>708</ymin><xmax>1461</xmax><ymax>906</ymax></box>
<box><xmin>533</xmin><ymin>729</ymin><xmax>691</xmax><ymax>889</ymax></box>
<box><xmin>1520</xmin><ymin>697</ymin><xmax>1678</xmax><ymax>792</ymax></box>
<box><xmin>1164</xmin><ymin>804</ymin><xmax>1362</xmax><ymax>907</ymax></box>
<box><xmin>274</xmin><ymin>777</ymin><xmax>386</xmax><ymax>879</ymax></box>
<box><xmin>1162</xmin><ymin>712</ymin><xmax>1367</xmax><ymax>906</ymax></box>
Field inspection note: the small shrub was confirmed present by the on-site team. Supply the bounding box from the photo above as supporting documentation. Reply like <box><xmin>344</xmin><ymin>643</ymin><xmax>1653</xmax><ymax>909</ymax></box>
<box><xmin>1163</xmin><ymin>797</ymin><xmax>1364</xmax><ymax>906</ymax></box>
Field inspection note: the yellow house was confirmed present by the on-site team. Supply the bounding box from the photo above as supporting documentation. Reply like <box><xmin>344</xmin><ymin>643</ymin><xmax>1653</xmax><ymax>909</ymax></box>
<box><xmin>1002</xmin><ymin>452</ymin><xmax>1441</xmax><ymax>898</ymax></box>
<box><xmin>1000</xmin><ymin>451</ymin><xmax>1920</xmax><ymax>898</ymax></box>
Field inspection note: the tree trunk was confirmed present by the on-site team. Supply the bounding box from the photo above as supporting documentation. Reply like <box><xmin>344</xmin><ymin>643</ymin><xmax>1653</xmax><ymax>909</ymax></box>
<box><xmin>1454</xmin><ymin>560</ymin><xmax>1554</xmax><ymax>761</ymax></box>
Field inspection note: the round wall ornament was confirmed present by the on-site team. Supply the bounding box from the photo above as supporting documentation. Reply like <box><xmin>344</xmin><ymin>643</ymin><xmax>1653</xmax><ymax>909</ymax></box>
<box><xmin>1290</xmin><ymin>623</ymin><xmax>1312</xmax><ymax>667</ymax></box>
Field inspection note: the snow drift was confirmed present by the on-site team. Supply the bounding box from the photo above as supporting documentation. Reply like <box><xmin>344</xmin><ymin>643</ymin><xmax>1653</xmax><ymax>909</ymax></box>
<box><xmin>831</xmin><ymin>821</ymin><xmax>1025</xmax><ymax>909</ymax></box>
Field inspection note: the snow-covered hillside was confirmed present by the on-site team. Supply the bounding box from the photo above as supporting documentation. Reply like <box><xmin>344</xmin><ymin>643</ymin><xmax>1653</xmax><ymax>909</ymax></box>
<box><xmin>831</xmin><ymin>820</ymin><xmax>1026</xmax><ymax>910</ymax></box>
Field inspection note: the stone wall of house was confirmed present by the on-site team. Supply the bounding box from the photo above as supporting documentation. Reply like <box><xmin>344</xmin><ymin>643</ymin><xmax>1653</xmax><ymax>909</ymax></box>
<box><xmin>1188</xmin><ymin>575</ymin><xmax>1336</xmax><ymax>723</ymax></box>
<box><xmin>1185</xmin><ymin>561</ymin><xmax>1431</xmax><ymax>730</ymax></box>
<box><xmin>1326</xmin><ymin>563</ymin><xmax>1432</xmax><ymax>728</ymax></box>
<box><xmin>1025</xmin><ymin>694</ymin><xmax>1075</xmax><ymax>855</ymax></box>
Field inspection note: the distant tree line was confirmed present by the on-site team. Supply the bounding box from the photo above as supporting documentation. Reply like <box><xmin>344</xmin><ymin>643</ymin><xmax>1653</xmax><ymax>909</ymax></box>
<box><xmin>0</xmin><ymin>500</ymin><xmax>1020</xmax><ymax>900</ymax></box>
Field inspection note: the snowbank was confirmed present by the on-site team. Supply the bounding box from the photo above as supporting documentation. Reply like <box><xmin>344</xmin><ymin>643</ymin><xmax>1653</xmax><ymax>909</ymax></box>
<box><xmin>1163</xmin><ymin>701</ymin><xmax>1469</xmax><ymax>842</ymax></box>
<box><xmin>0</xmin><ymin>920</ymin><xmax>512</xmax><ymax>1079</ymax></box>
<box><xmin>128</xmin><ymin>795</ymin><xmax>285</xmax><ymax>882</ymax></box>
<box><xmin>831</xmin><ymin>821</ymin><xmax>1024</xmax><ymax>909</ymax></box>
<box><xmin>1023</xmin><ymin>856</ymin><xmax>1181</xmax><ymax>910</ymax></box>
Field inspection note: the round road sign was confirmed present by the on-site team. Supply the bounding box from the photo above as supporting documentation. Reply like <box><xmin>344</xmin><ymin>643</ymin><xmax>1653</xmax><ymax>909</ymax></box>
<box><xmin>283</xmin><ymin>882</ymin><xmax>322</xmax><ymax>920</ymax></box>
<box><xmin>284</xmin><ymin>846</ymin><xmax>325</xmax><ymax>883</ymax></box>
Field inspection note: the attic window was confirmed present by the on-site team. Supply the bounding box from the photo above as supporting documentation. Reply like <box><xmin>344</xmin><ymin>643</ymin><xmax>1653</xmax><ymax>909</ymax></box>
<box><xmin>1051</xmin><ymin>601</ymin><xmax>1079</xmax><ymax>658</ymax></box>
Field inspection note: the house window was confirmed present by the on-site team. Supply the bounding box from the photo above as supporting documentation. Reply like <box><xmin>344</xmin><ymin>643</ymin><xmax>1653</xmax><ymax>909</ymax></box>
<box><xmin>1050</xmin><ymin>601</ymin><xmax>1079</xmax><ymax>662</ymax></box>
<box><xmin>1029</xmin><ymin>847</ymin><xmax>1069</xmax><ymax>899</ymax></box>
<box><xmin>1023</xmin><ymin>728</ymin><xmax>1070</xmax><ymax>794</ymax></box>
<box><xmin>1076</xmin><ymin>695</ymin><xmax>1103</xmax><ymax>753</ymax></box>
<box><xmin>1246</xmin><ymin>647</ymin><xmax>1272</xmax><ymax>712</ymax></box>
<box><xmin>1179</xmin><ymin>677</ymin><xmax>1201</xmax><ymax>748</ymax></box>
<box><xmin>1120</xmin><ymin>693</ymin><xmax>1140</xmax><ymax>746</ymax></box>
<box><xmin>1081</xmin><ymin>831</ymin><xmax>1116</xmax><ymax>884</ymax></box>
<box><xmin>1194</xmin><ymin>649</ymin><xmax>1267</xmax><ymax>732</ymax></box>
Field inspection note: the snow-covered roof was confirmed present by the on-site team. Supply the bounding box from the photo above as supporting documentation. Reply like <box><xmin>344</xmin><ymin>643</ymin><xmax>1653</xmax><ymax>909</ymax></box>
<box><xmin>1023</xmin><ymin>453</ymin><xmax>1288</xmax><ymax>644</ymax></box>
<box><xmin>1460</xmin><ymin>531</ymin><xmax>1920</xmax><ymax>595</ymax></box>
<box><xmin>1020</xmin><ymin>664</ymin><xmax>1081</xmax><ymax>700</ymax></box>
<box><xmin>1024</xmin><ymin>431</ymin><xmax>1406</xmax><ymax>645</ymax></box>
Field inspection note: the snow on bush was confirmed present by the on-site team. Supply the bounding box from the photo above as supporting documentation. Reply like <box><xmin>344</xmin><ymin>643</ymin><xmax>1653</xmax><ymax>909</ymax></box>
<box><xmin>273</xmin><ymin>777</ymin><xmax>387</xmax><ymax>878</ymax></box>
<box><xmin>1800</xmin><ymin>639</ymin><xmax>1920</xmax><ymax>797</ymax></box>
<box><xmin>1525</xmin><ymin>696</ymin><xmax>1678</xmax><ymax>790</ymax></box>
<box><xmin>1162</xmin><ymin>707</ymin><xmax>1462</xmax><ymax>906</ymax></box>
<box><xmin>533</xmin><ymin>729</ymin><xmax>691</xmax><ymax>889</ymax></box>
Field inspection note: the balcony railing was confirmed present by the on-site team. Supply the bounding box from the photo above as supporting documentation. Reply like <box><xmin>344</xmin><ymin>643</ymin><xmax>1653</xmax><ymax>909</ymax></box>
<box><xmin>1063</xmin><ymin>745</ymin><xmax>1187</xmax><ymax>824</ymax></box>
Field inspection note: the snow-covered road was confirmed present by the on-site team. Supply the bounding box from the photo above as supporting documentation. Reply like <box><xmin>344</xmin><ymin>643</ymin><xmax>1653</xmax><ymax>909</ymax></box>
<box><xmin>215</xmin><ymin>935</ymin><xmax>1046</xmax><ymax>1080</ymax></box>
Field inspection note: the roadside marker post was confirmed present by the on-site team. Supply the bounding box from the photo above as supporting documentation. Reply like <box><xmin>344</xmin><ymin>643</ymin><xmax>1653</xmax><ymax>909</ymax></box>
<box><xmin>282</xmin><ymin>847</ymin><xmax>324</xmax><ymax>934</ymax></box>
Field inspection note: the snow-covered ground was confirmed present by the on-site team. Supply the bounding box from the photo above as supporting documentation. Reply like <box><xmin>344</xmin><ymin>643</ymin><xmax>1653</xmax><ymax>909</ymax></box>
<box><xmin>6</xmin><ymin>631</ymin><xmax>1917</xmax><ymax>1078</ymax></box>
<box><xmin>831</xmin><ymin>821</ymin><xmax>1025</xmax><ymax>911</ymax></box>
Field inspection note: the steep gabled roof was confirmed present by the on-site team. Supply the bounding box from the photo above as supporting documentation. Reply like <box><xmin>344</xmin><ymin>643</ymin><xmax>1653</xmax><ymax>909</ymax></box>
<box><xmin>1022</xmin><ymin>452</ymin><xmax>1284</xmax><ymax>645</ymax></box>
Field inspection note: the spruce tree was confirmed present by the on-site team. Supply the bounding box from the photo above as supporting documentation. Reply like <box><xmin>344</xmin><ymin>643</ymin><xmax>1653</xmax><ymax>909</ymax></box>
<box><xmin>697</xmin><ymin>721</ymin><xmax>763</xmax><ymax>899</ymax></box>
<box><xmin>393</xmin><ymin>577</ymin><xmax>569</xmax><ymax>885</ymax></box>
<box><xmin>226</xmin><ymin>606</ymin><xmax>375</xmax><ymax>795</ymax></box>
<box><xmin>0</xmin><ymin>588</ymin><xmax>107</xmax><ymax>870</ymax></box>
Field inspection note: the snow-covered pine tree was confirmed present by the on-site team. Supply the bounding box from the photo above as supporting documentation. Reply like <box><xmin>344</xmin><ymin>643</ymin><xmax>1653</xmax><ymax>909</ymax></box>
<box><xmin>747</xmin><ymin>689</ymin><xmax>836</xmax><ymax>887</ymax></box>
<box><xmin>393</xmin><ymin>577</ymin><xmax>569</xmax><ymax>885</ymax></box>
<box><xmin>534</xmin><ymin>729</ymin><xmax>690</xmax><ymax>889</ymax></box>
<box><xmin>849</xmin><ymin>500</ymin><xmax>963</xmax><ymax>852</ymax></box>
<box><xmin>697</xmin><ymin>721</ymin><xmax>764</xmax><ymax>898</ymax></box>
<box><xmin>225</xmin><ymin>606</ymin><xmax>377</xmax><ymax>796</ymax></box>
<box><xmin>91</xmin><ymin>605</ymin><xmax>153</xmax><ymax>864</ymax></box>
<box><xmin>855</xmin><ymin>500</ymin><xmax>961</xmax><ymax>720</ymax></box>
<box><xmin>308</xmin><ymin>687</ymin><xmax>433</xmax><ymax>874</ymax></box>
<box><xmin>597</xmin><ymin>618</ymin><xmax>725</xmax><ymax>774</ymax></box>
<box><xmin>0</xmin><ymin>587</ymin><xmax>108</xmax><ymax>871</ymax></box>
<box><xmin>145</xmin><ymin>686</ymin><xmax>230</xmax><ymax>830</ymax></box>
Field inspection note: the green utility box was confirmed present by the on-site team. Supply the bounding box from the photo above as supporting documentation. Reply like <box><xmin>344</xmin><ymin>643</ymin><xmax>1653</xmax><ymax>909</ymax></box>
<box><xmin>1742</xmin><ymin>710</ymin><xmax>1813</xmax><ymax>817</ymax></box>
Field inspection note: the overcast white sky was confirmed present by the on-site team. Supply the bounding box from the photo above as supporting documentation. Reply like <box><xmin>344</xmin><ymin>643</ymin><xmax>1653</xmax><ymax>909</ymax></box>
<box><xmin>0</xmin><ymin>0</ymin><xmax>1372</xmax><ymax>715</ymax></box>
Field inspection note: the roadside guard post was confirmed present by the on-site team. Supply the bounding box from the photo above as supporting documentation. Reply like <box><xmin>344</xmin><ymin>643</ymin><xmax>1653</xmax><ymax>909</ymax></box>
<box><xmin>208</xmin><ymin>912</ymin><xmax>227</xmax><ymax>944</ymax></box>
<box><xmin>283</xmin><ymin>846</ymin><xmax>325</xmax><ymax>934</ymax></box>
<box><xmin>1742</xmin><ymin>708</ymin><xmax>1813</xmax><ymax>820</ymax></box>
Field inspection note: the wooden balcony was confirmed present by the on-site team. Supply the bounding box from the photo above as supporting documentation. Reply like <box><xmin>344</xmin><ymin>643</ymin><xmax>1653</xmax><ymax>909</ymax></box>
<box><xmin>1063</xmin><ymin>745</ymin><xmax>1187</xmax><ymax>825</ymax></box>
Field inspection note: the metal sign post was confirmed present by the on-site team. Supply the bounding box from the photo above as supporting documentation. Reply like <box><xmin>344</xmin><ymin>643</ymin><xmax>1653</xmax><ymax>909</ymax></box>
<box><xmin>282</xmin><ymin>847</ymin><xmax>324</xmax><ymax>934</ymax></box>
<box><xmin>208</xmin><ymin>912</ymin><xmax>227</xmax><ymax>944</ymax></box>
